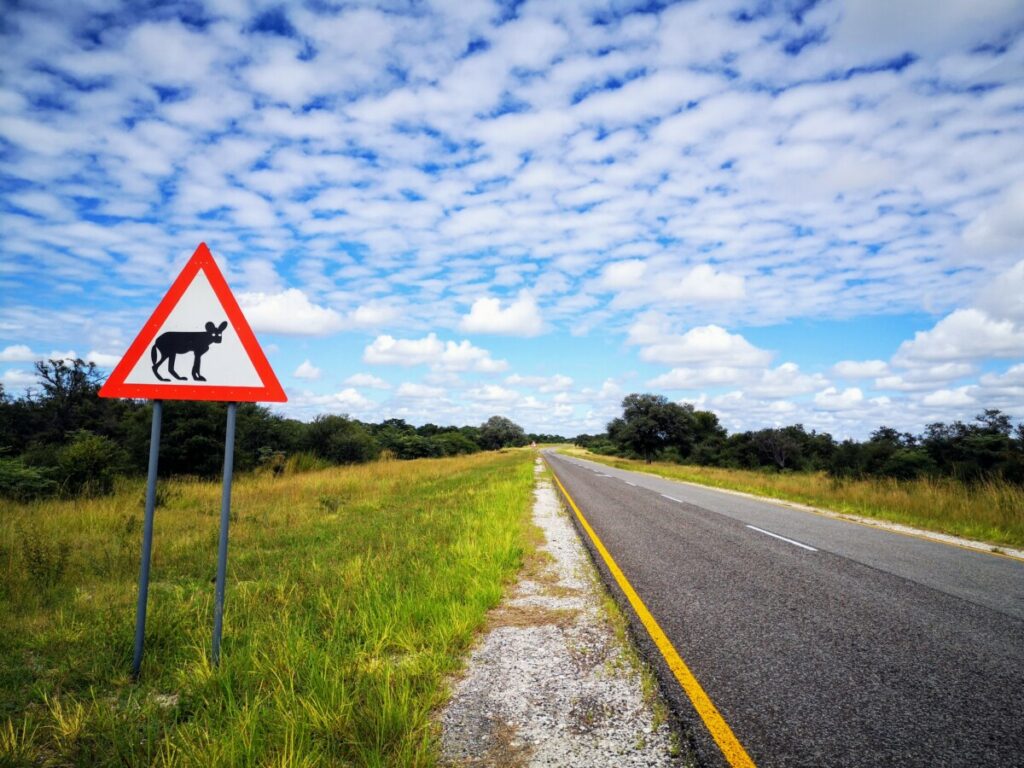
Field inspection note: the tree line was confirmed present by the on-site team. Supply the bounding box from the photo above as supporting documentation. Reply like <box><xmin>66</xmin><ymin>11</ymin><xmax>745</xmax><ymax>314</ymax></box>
<box><xmin>575</xmin><ymin>393</ymin><xmax>1024</xmax><ymax>484</ymax></box>
<box><xmin>0</xmin><ymin>359</ymin><xmax>564</xmax><ymax>500</ymax></box>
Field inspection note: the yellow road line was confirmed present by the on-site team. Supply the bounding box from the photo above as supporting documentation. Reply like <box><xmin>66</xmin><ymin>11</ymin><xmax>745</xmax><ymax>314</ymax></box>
<box><xmin>546</xmin><ymin>462</ymin><xmax>757</xmax><ymax>768</ymax></box>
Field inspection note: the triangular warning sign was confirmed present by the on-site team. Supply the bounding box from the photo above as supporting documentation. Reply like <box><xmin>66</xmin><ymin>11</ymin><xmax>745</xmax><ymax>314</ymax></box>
<box><xmin>100</xmin><ymin>243</ymin><xmax>287</xmax><ymax>402</ymax></box>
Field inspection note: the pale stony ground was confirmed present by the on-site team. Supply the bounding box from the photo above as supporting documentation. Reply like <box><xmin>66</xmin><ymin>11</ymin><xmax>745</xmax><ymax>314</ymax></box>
<box><xmin>439</xmin><ymin>459</ymin><xmax>687</xmax><ymax>767</ymax></box>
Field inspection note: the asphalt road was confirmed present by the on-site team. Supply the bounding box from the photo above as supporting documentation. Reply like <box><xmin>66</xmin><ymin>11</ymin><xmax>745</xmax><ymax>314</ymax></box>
<box><xmin>544</xmin><ymin>451</ymin><xmax>1024</xmax><ymax>768</ymax></box>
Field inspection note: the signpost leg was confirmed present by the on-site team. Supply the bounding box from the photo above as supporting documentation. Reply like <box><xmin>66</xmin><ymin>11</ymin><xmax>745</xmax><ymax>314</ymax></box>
<box><xmin>132</xmin><ymin>399</ymin><xmax>162</xmax><ymax>679</ymax></box>
<box><xmin>212</xmin><ymin>402</ymin><xmax>237</xmax><ymax>666</ymax></box>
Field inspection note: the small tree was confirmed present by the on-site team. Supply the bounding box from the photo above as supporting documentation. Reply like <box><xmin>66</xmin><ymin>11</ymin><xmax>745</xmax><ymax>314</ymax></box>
<box><xmin>55</xmin><ymin>430</ymin><xmax>128</xmax><ymax>496</ymax></box>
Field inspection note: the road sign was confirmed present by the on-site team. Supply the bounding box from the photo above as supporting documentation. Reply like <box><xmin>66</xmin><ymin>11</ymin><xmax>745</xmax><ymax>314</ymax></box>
<box><xmin>99</xmin><ymin>242</ymin><xmax>286</xmax><ymax>402</ymax></box>
<box><xmin>98</xmin><ymin>242</ymin><xmax>287</xmax><ymax>677</ymax></box>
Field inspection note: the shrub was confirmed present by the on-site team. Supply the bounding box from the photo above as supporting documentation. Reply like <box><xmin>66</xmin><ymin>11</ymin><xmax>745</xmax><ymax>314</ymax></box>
<box><xmin>19</xmin><ymin>524</ymin><xmax>71</xmax><ymax>588</ymax></box>
<box><xmin>283</xmin><ymin>452</ymin><xmax>329</xmax><ymax>474</ymax></box>
<box><xmin>0</xmin><ymin>457</ymin><xmax>57</xmax><ymax>500</ymax></box>
<box><xmin>55</xmin><ymin>431</ymin><xmax>128</xmax><ymax>497</ymax></box>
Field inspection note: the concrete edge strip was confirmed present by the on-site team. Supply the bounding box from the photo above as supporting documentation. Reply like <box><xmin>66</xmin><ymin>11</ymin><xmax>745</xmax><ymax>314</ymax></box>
<box><xmin>546</xmin><ymin>458</ymin><xmax>758</xmax><ymax>768</ymax></box>
<box><xmin>565</xmin><ymin>453</ymin><xmax>1024</xmax><ymax>564</ymax></box>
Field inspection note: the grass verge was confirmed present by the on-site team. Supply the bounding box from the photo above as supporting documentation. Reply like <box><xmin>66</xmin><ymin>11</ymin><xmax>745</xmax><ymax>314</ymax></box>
<box><xmin>559</xmin><ymin>448</ymin><xmax>1024</xmax><ymax>549</ymax></box>
<box><xmin>0</xmin><ymin>449</ymin><xmax>536</xmax><ymax>767</ymax></box>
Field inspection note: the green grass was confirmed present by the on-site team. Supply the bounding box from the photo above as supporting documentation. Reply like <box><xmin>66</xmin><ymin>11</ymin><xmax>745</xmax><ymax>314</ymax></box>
<box><xmin>0</xmin><ymin>450</ymin><xmax>537</xmax><ymax>767</ymax></box>
<box><xmin>561</xmin><ymin>448</ymin><xmax>1024</xmax><ymax>549</ymax></box>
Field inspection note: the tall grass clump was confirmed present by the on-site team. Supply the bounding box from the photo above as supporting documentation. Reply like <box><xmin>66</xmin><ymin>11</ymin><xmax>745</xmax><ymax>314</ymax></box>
<box><xmin>0</xmin><ymin>449</ymin><xmax>537</xmax><ymax>767</ymax></box>
<box><xmin>566</xmin><ymin>449</ymin><xmax>1024</xmax><ymax>548</ymax></box>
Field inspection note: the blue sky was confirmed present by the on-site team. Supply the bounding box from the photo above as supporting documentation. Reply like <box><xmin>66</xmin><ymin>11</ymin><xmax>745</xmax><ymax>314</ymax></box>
<box><xmin>1</xmin><ymin>0</ymin><xmax>1022</xmax><ymax>438</ymax></box>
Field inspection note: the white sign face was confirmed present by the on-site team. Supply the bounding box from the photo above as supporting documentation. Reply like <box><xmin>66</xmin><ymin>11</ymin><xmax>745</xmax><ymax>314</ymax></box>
<box><xmin>123</xmin><ymin>270</ymin><xmax>264</xmax><ymax>388</ymax></box>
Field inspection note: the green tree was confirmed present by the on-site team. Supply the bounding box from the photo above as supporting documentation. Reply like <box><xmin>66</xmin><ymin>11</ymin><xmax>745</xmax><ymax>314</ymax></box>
<box><xmin>478</xmin><ymin>416</ymin><xmax>527</xmax><ymax>450</ymax></box>
<box><xmin>610</xmin><ymin>393</ymin><xmax>698</xmax><ymax>463</ymax></box>
<box><xmin>304</xmin><ymin>415</ymin><xmax>380</xmax><ymax>464</ymax></box>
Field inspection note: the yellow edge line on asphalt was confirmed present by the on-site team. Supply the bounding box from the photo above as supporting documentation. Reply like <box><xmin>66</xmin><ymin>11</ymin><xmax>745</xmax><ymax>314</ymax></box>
<box><xmin>565</xmin><ymin>451</ymin><xmax>1024</xmax><ymax>564</ymax></box>
<box><xmin>547</xmin><ymin>463</ymin><xmax>757</xmax><ymax>768</ymax></box>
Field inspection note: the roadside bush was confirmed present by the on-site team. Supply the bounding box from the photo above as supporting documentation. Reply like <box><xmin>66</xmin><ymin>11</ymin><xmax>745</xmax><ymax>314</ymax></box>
<box><xmin>434</xmin><ymin>431</ymin><xmax>480</xmax><ymax>456</ymax></box>
<box><xmin>0</xmin><ymin>457</ymin><xmax>57</xmax><ymax>500</ymax></box>
<box><xmin>18</xmin><ymin>523</ymin><xmax>71</xmax><ymax>588</ymax></box>
<box><xmin>283</xmin><ymin>451</ymin><xmax>330</xmax><ymax>474</ymax></box>
<box><xmin>305</xmin><ymin>415</ymin><xmax>381</xmax><ymax>464</ymax></box>
<box><xmin>55</xmin><ymin>431</ymin><xmax>128</xmax><ymax>497</ymax></box>
<box><xmin>257</xmin><ymin>446</ymin><xmax>287</xmax><ymax>476</ymax></box>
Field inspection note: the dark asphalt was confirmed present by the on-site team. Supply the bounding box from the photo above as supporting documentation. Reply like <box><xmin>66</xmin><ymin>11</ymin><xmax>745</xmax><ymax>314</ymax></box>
<box><xmin>544</xmin><ymin>451</ymin><xmax>1024</xmax><ymax>768</ymax></box>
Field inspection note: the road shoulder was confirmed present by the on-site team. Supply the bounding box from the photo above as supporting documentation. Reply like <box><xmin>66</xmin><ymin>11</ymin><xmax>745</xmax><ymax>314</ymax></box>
<box><xmin>439</xmin><ymin>459</ymin><xmax>688</xmax><ymax>767</ymax></box>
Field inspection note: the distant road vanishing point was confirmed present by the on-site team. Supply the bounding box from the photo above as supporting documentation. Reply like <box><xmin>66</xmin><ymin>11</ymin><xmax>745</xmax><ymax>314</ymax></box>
<box><xmin>544</xmin><ymin>451</ymin><xmax>1024</xmax><ymax>768</ymax></box>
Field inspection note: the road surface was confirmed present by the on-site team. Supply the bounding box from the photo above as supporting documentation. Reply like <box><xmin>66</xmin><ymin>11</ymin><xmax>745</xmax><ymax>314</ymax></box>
<box><xmin>544</xmin><ymin>451</ymin><xmax>1024</xmax><ymax>768</ymax></box>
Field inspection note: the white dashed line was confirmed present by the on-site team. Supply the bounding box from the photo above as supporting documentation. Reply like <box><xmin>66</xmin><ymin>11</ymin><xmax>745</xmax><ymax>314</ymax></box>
<box><xmin>624</xmin><ymin>481</ymin><xmax>637</xmax><ymax>487</ymax></box>
<box><xmin>746</xmin><ymin>525</ymin><xmax>818</xmax><ymax>552</ymax></box>
<box><xmin>661</xmin><ymin>494</ymin><xmax>682</xmax><ymax>503</ymax></box>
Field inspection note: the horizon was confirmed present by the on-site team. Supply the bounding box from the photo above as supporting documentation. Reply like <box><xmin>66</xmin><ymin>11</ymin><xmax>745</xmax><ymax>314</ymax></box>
<box><xmin>1</xmin><ymin>0</ymin><xmax>1022</xmax><ymax>440</ymax></box>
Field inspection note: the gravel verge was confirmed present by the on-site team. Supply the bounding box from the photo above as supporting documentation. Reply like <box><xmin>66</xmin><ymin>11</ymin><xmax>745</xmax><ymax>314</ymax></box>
<box><xmin>439</xmin><ymin>459</ymin><xmax>687</xmax><ymax>767</ymax></box>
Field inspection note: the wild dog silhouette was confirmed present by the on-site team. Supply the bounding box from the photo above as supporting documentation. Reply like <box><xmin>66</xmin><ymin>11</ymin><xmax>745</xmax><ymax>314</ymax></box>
<box><xmin>151</xmin><ymin>321</ymin><xmax>228</xmax><ymax>382</ymax></box>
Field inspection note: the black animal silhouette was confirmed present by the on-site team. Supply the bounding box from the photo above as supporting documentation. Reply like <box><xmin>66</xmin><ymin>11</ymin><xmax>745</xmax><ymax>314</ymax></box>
<box><xmin>151</xmin><ymin>321</ymin><xmax>228</xmax><ymax>382</ymax></box>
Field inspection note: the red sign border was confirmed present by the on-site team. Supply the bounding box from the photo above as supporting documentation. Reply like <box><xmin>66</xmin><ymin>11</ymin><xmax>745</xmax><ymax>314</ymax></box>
<box><xmin>99</xmin><ymin>243</ymin><xmax>287</xmax><ymax>402</ymax></box>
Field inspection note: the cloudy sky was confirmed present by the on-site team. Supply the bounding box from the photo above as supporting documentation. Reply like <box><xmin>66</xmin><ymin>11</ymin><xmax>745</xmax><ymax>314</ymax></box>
<box><xmin>1</xmin><ymin>0</ymin><xmax>1022</xmax><ymax>437</ymax></box>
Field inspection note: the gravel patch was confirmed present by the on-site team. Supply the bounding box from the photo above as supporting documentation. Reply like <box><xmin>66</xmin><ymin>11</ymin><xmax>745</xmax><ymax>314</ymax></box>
<box><xmin>440</xmin><ymin>459</ymin><xmax>685</xmax><ymax>767</ymax></box>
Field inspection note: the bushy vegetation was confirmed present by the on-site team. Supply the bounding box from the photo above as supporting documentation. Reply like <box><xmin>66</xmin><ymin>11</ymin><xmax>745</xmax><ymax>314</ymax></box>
<box><xmin>0</xmin><ymin>450</ymin><xmax>537</xmax><ymax>766</ymax></box>
<box><xmin>576</xmin><ymin>393</ymin><xmax>1024</xmax><ymax>485</ymax></box>
<box><xmin>0</xmin><ymin>358</ymin><xmax>560</xmax><ymax>500</ymax></box>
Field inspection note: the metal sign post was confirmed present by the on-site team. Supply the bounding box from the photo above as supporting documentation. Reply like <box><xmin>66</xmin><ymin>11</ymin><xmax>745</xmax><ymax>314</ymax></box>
<box><xmin>132</xmin><ymin>400</ymin><xmax>162</xmax><ymax>679</ymax></box>
<box><xmin>211</xmin><ymin>402</ymin><xmax>237</xmax><ymax>666</ymax></box>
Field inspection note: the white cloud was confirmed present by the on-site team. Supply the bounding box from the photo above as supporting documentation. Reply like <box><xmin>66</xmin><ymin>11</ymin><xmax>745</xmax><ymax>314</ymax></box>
<box><xmin>1</xmin><ymin>369</ymin><xmax>37</xmax><ymax>389</ymax></box>
<box><xmin>505</xmin><ymin>373</ymin><xmax>574</xmax><ymax>392</ymax></box>
<box><xmin>921</xmin><ymin>386</ymin><xmax>976</xmax><ymax>407</ymax></box>
<box><xmin>244</xmin><ymin>45</ymin><xmax>323</xmax><ymax>108</ymax></box>
<box><xmin>875</xmin><ymin>362</ymin><xmax>976</xmax><ymax>391</ymax></box>
<box><xmin>467</xmin><ymin>384</ymin><xmax>520</xmax><ymax>403</ymax></box>
<box><xmin>293</xmin><ymin>359</ymin><xmax>321</xmax><ymax>379</ymax></box>
<box><xmin>0</xmin><ymin>344</ymin><xmax>36</xmax><ymax>362</ymax></box>
<box><xmin>814</xmin><ymin>387</ymin><xmax>865</xmax><ymax>410</ymax></box>
<box><xmin>895</xmin><ymin>309</ymin><xmax>1024</xmax><ymax>364</ymax></box>
<box><xmin>460</xmin><ymin>292</ymin><xmax>543</xmax><ymax>336</ymax></box>
<box><xmin>602</xmin><ymin>262</ymin><xmax>745</xmax><ymax>308</ymax></box>
<box><xmin>833</xmin><ymin>359</ymin><xmax>889</xmax><ymax>378</ymax></box>
<box><xmin>662</xmin><ymin>264</ymin><xmax>746</xmax><ymax>303</ymax></box>
<box><xmin>963</xmin><ymin>185</ymin><xmax>1024</xmax><ymax>257</ymax></box>
<box><xmin>396</xmin><ymin>382</ymin><xmax>446</xmax><ymax>399</ymax></box>
<box><xmin>350</xmin><ymin>302</ymin><xmax>401</xmax><ymax>327</ymax></box>
<box><xmin>294</xmin><ymin>387</ymin><xmax>374</xmax><ymax>414</ymax></box>
<box><xmin>599</xmin><ymin>259</ymin><xmax>647</xmax><ymax>290</ymax></box>
<box><xmin>638</xmin><ymin>324</ymin><xmax>773</xmax><ymax>367</ymax></box>
<box><xmin>123</xmin><ymin>20</ymin><xmax>217</xmax><ymax>85</ymax></box>
<box><xmin>649</xmin><ymin>361</ymin><xmax>826</xmax><ymax>396</ymax></box>
<box><xmin>647</xmin><ymin>366</ymin><xmax>744</xmax><ymax>390</ymax></box>
<box><xmin>86</xmin><ymin>350</ymin><xmax>122</xmax><ymax>368</ymax></box>
<box><xmin>748</xmin><ymin>363</ymin><xmax>829</xmax><ymax>398</ymax></box>
<box><xmin>344</xmin><ymin>373</ymin><xmax>391</xmax><ymax>389</ymax></box>
<box><xmin>832</xmin><ymin>0</ymin><xmax>1024</xmax><ymax>61</ymax></box>
<box><xmin>977</xmin><ymin>259</ymin><xmax>1024</xmax><ymax>322</ymax></box>
<box><xmin>239</xmin><ymin>289</ymin><xmax>344</xmax><ymax>336</ymax></box>
<box><xmin>363</xmin><ymin>333</ymin><xmax>507</xmax><ymax>372</ymax></box>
